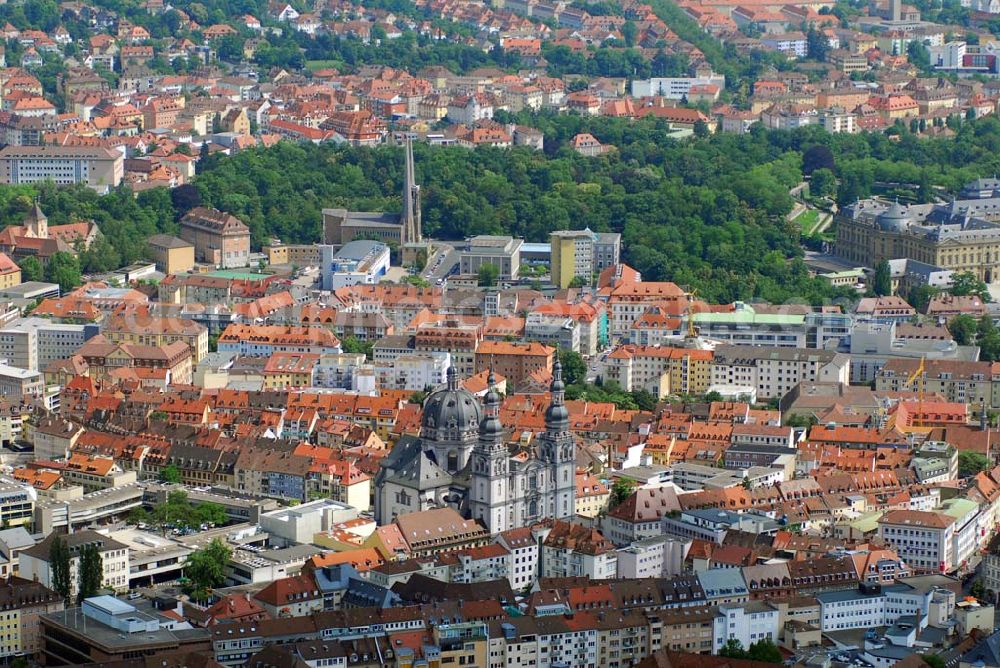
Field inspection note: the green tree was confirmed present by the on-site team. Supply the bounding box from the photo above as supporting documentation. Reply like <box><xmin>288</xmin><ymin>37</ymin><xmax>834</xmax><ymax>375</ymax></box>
<box><xmin>342</xmin><ymin>336</ymin><xmax>374</xmax><ymax>360</ymax></box>
<box><xmin>693</xmin><ymin>120</ymin><xmax>710</xmax><ymax>138</ymax></box>
<box><xmin>747</xmin><ymin>639</ymin><xmax>783</xmax><ymax>663</ymax></box>
<box><xmin>802</xmin><ymin>144</ymin><xmax>835</xmax><ymax>175</ymax></box>
<box><xmin>609</xmin><ymin>477</ymin><xmax>635</xmax><ymax>508</ymax></box>
<box><xmin>922</xmin><ymin>655</ymin><xmax>946</xmax><ymax>668</ymax></box>
<box><xmin>873</xmin><ymin>259</ymin><xmax>892</xmax><ymax>296</ymax></box>
<box><xmin>184</xmin><ymin>538</ymin><xmax>231</xmax><ymax>595</ymax></box>
<box><xmin>621</xmin><ymin>20</ymin><xmax>637</xmax><ymax>46</ymax></box>
<box><xmin>784</xmin><ymin>413</ymin><xmax>818</xmax><ymax>429</ymax></box>
<box><xmin>907</xmin><ymin>40</ymin><xmax>931</xmax><ymax>70</ymax></box>
<box><xmin>948</xmin><ymin>314</ymin><xmax>979</xmax><ymax>346</ymax></box>
<box><xmin>192</xmin><ymin>502</ymin><xmax>227</xmax><ymax>527</ymax></box>
<box><xmin>559</xmin><ymin>349</ymin><xmax>587</xmax><ymax>385</ymax></box>
<box><xmin>478</xmin><ymin>263</ymin><xmax>500</xmax><ymax>287</ymax></box>
<box><xmin>129</xmin><ymin>507</ymin><xmax>151</xmax><ymax>525</ymax></box>
<box><xmin>159</xmin><ymin>463</ymin><xmax>182</xmax><ymax>484</ymax></box>
<box><xmin>402</xmin><ymin>275</ymin><xmax>431</xmax><ymax>287</ymax></box>
<box><xmin>950</xmin><ymin>271</ymin><xmax>990</xmax><ymax>301</ymax></box>
<box><xmin>806</xmin><ymin>24</ymin><xmax>829</xmax><ymax>61</ymax></box>
<box><xmin>719</xmin><ymin>639</ymin><xmax>748</xmax><ymax>659</ymax></box>
<box><xmin>972</xmin><ymin>578</ymin><xmax>987</xmax><ymax>600</ymax></box>
<box><xmin>19</xmin><ymin>256</ymin><xmax>42</xmax><ymax>282</ymax></box>
<box><xmin>810</xmin><ymin>168</ymin><xmax>836</xmax><ymax>198</ymax></box>
<box><xmin>907</xmin><ymin>284</ymin><xmax>938</xmax><ymax>312</ymax></box>
<box><xmin>981</xmin><ymin>331</ymin><xmax>1000</xmax><ymax>362</ymax></box>
<box><xmin>959</xmin><ymin>451</ymin><xmax>990</xmax><ymax>478</ymax></box>
<box><xmin>76</xmin><ymin>544</ymin><xmax>103</xmax><ymax>604</ymax></box>
<box><xmin>632</xmin><ymin>389</ymin><xmax>658</xmax><ymax>411</ymax></box>
<box><xmin>49</xmin><ymin>536</ymin><xmax>70</xmax><ymax>602</ymax></box>
<box><xmin>44</xmin><ymin>252</ymin><xmax>81</xmax><ymax>292</ymax></box>
<box><xmin>568</xmin><ymin>275</ymin><xmax>589</xmax><ymax>288</ymax></box>
<box><xmin>153</xmin><ymin>490</ymin><xmax>192</xmax><ymax>526</ymax></box>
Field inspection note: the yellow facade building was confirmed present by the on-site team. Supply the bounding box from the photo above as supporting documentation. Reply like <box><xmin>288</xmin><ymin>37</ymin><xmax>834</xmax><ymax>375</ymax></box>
<box><xmin>146</xmin><ymin>234</ymin><xmax>195</xmax><ymax>274</ymax></box>
<box><xmin>836</xmin><ymin>194</ymin><xmax>1000</xmax><ymax>283</ymax></box>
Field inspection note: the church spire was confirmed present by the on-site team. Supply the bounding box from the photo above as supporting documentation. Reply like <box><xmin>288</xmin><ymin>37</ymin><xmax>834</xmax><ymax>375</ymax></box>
<box><xmin>544</xmin><ymin>358</ymin><xmax>569</xmax><ymax>433</ymax></box>
<box><xmin>478</xmin><ymin>368</ymin><xmax>503</xmax><ymax>445</ymax></box>
<box><xmin>402</xmin><ymin>138</ymin><xmax>422</xmax><ymax>245</ymax></box>
<box><xmin>447</xmin><ymin>364</ymin><xmax>458</xmax><ymax>391</ymax></box>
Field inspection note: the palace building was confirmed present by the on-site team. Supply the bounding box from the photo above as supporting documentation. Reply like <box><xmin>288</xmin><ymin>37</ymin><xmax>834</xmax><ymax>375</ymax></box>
<box><xmin>835</xmin><ymin>179</ymin><xmax>1000</xmax><ymax>283</ymax></box>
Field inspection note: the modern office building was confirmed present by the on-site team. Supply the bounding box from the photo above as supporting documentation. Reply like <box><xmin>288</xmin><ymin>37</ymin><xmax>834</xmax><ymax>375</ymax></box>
<box><xmin>460</xmin><ymin>235</ymin><xmax>523</xmax><ymax>281</ymax></box>
<box><xmin>320</xmin><ymin>240</ymin><xmax>390</xmax><ymax>290</ymax></box>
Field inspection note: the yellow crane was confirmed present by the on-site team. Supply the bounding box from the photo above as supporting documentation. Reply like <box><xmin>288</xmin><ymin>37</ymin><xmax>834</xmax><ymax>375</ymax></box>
<box><xmin>685</xmin><ymin>288</ymin><xmax>699</xmax><ymax>339</ymax></box>
<box><xmin>905</xmin><ymin>356</ymin><xmax>926</xmax><ymax>429</ymax></box>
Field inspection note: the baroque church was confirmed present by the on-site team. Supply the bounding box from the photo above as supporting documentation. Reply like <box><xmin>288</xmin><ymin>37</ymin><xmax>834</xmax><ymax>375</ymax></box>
<box><xmin>374</xmin><ymin>361</ymin><xmax>577</xmax><ymax>534</ymax></box>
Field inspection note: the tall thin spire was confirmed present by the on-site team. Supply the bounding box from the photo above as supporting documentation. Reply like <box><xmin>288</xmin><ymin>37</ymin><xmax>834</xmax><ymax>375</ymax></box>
<box><xmin>401</xmin><ymin>138</ymin><xmax>421</xmax><ymax>245</ymax></box>
<box><xmin>402</xmin><ymin>138</ymin><xmax>413</xmax><ymax>245</ymax></box>
<box><xmin>544</xmin><ymin>358</ymin><xmax>569</xmax><ymax>433</ymax></box>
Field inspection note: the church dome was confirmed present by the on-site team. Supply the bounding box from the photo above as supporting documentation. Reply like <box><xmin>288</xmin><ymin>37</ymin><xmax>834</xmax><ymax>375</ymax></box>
<box><xmin>876</xmin><ymin>201</ymin><xmax>911</xmax><ymax>232</ymax></box>
<box><xmin>421</xmin><ymin>367</ymin><xmax>483</xmax><ymax>432</ymax></box>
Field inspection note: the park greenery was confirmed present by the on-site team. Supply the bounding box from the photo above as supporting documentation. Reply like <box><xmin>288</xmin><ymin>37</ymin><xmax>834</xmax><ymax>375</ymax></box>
<box><xmin>76</xmin><ymin>544</ymin><xmax>104</xmax><ymax>604</ymax></box>
<box><xmin>947</xmin><ymin>314</ymin><xmax>1000</xmax><ymax>362</ymax></box>
<box><xmin>609</xmin><ymin>477</ymin><xmax>636</xmax><ymax>508</ymax></box>
<box><xmin>6</xmin><ymin>116</ymin><xmax>1000</xmax><ymax>302</ymax></box>
<box><xmin>48</xmin><ymin>536</ymin><xmax>70</xmax><ymax>603</ymax></box>
<box><xmin>719</xmin><ymin>638</ymin><xmax>784</xmax><ymax>663</ymax></box>
<box><xmin>129</xmin><ymin>490</ymin><xmax>229</xmax><ymax>531</ymax></box>
<box><xmin>46</xmin><ymin>536</ymin><xmax>103</xmax><ymax>604</ymax></box>
<box><xmin>183</xmin><ymin>538</ymin><xmax>232</xmax><ymax>600</ymax></box>
<box><xmin>958</xmin><ymin>451</ymin><xmax>991</xmax><ymax>478</ymax></box>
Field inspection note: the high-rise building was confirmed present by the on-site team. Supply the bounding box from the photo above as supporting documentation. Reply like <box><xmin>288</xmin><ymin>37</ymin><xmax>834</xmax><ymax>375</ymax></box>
<box><xmin>550</xmin><ymin>229</ymin><xmax>621</xmax><ymax>288</ymax></box>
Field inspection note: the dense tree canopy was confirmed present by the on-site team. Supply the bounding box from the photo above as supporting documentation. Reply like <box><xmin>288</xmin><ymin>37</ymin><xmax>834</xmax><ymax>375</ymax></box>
<box><xmin>5</xmin><ymin>116</ymin><xmax>1000</xmax><ymax>303</ymax></box>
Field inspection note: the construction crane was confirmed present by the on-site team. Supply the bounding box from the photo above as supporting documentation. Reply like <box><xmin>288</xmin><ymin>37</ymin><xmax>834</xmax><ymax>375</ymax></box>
<box><xmin>905</xmin><ymin>356</ymin><xmax>926</xmax><ymax>429</ymax></box>
<box><xmin>685</xmin><ymin>288</ymin><xmax>699</xmax><ymax>339</ymax></box>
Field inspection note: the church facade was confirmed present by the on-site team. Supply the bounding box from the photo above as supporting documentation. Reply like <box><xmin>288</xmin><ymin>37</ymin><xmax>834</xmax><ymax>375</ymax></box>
<box><xmin>375</xmin><ymin>362</ymin><xmax>576</xmax><ymax>534</ymax></box>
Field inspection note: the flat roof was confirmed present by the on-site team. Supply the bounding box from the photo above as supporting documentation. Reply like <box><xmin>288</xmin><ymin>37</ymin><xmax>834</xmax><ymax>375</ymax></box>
<box><xmin>0</xmin><ymin>365</ymin><xmax>40</xmax><ymax>379</ymax></box>
<box><xmin>43</xmin><ymin>607</ymin><xmax>201</xmax><ymax>650</ymax></box>
<box><xmin>0</xmin><ymin>281</ymin><xmax>59</xmax><ymax>297</ymax></box>
<box><xmin>207</xmin><ymin>270</ymin><xmax>271</xmax><ymax>280</ymax></box>
<box><xmin>85</xmin><ymin>595</ymin><xmax>135</xmax><ymax>616</ymax></box>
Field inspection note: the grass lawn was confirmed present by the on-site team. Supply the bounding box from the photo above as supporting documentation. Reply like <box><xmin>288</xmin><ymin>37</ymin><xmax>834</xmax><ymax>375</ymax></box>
<box><xmin>794</xmin><ymin>209</ymin><xmax>820</xmax><ymax>234</ymax></box>
<box><xmin>305</xmin><ymin>60</ymin><xmax>342</xmax><ymax>72</ymax></box>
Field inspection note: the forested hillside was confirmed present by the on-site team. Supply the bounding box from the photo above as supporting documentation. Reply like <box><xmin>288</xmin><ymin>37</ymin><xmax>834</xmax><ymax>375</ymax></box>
<box><xmin>4</xmin><ymin>116</ymin><xmax>1000</xmax><ymax>304</ymax></box>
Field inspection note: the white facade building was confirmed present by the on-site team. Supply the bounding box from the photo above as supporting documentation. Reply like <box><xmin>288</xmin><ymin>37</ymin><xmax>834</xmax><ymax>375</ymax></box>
<box><xmin>710</xmin><ymin>345</ymin><xmax>851</xmax><ymax>400</ymax></box>
<box><xmin>712</xmin><ymin>602</ymin><xmax>780</xmax><ymax>653</ymax></box>
<box><xmin>616</xmin><ymin>536</ymin><xmax>690</xmax><ymax>579</ymax></box>
<box><xmin>631</xmin><ymin>74</ymin><xmax>727</xmax><ymax>99</ymax></box>
<box><xmin>375</xmin><ymin>351</ymin><xmax>450</xmax><ymax>391</ymax></box>
<box><xmin>877</xmin><ymin>510</ymin><xmax>955</xmax><ymax>574</ymax></box>
<box><xmin>320</xmin><ymin>241</ymin><xmax>390</xmax><ymax>290</ymax></box>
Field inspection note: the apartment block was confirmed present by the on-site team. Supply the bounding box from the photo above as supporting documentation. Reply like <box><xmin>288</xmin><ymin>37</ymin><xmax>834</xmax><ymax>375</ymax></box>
<box><xmin>710</xmin><ymin>345</ymin><xmax>850</xmax><ymax>401</ymax></box>
<box><xmin>877</xmin><ymin>510</ymin><xmax>955</xmax><ymax>574</ymax></box>
<box><xmin>0</xmin><ymin>145</ymin><xmax>124</xmax><ymax>193</ymax></box>
<box><xmin>875</xmin><ymin>358</ymin><xmax>996</xmax><ymax>407</ymax></box>
<box><xmin>606</xmin><ymin>345</ymin><xmax>713</xmax><ymax>397</ymax></box>
<box><xmin>550</xmin><ymin>229</ymin><xmax>620</xmax><ymax>289</ymax></box>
